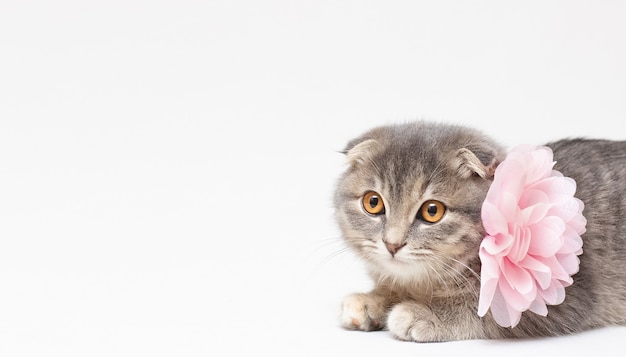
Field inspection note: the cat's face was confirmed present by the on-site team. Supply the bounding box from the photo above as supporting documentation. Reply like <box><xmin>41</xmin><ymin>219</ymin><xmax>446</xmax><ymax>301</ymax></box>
<box><xmin>335</xmin><ymin>122</ymin><xmax>505</xmax><ymax>286</ymax></box>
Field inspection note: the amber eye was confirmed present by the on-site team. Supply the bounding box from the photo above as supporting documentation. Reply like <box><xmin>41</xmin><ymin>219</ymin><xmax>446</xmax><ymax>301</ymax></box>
<box><xmin>362</xmin><ymin>191</ymin><xmax>385</xmax><ymax>215</ymax></box>
<box><xmin>419</xmin><ymin>200</ymin><xmax>446</xmax><ymax>223</ymax></box>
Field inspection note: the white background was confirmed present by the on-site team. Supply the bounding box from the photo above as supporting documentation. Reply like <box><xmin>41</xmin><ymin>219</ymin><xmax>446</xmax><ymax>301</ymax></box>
<box><xmin>1</xmin><ymin>0</ymin><xmax>625</xmax><ymax>356</ymax></box>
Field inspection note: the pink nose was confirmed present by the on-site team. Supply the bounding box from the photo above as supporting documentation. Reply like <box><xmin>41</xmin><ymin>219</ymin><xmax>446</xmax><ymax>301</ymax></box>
<box><xmin>384</xmin><ymin>241</ymin><xmax>406</xmax><ymax>257</ymax></box>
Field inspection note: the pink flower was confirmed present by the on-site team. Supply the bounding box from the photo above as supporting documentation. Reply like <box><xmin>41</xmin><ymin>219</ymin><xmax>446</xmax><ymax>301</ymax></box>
<box><xmin>477</xmin><ymin>145</ymin><xmax>586</xmax><ymax>328</ymax></box>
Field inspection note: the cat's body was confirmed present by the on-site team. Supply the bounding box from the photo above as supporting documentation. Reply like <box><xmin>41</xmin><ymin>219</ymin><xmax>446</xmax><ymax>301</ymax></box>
<box><xmin>334</xmin><ymin>122</ymin><xmax>626</xmax><ymax>342</ymax></box>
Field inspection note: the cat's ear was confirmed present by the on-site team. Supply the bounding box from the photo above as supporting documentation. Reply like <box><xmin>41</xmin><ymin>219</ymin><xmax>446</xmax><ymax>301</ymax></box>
<box><xmin>455</xmin><ymin>146</ymin><xmax>500</xmax><ymax>179</ymax></box>
<box><xmin>342</xmin><ymin>139</ymin><xmax>381</xmax><ymax>166</ymax></box>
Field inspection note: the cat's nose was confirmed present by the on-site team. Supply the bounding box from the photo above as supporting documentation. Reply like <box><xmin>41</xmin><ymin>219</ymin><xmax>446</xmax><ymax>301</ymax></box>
<box><xmin>384</xmin><ymin>241</ymin><xmax>406</xmax><ymax>257</ymax></box>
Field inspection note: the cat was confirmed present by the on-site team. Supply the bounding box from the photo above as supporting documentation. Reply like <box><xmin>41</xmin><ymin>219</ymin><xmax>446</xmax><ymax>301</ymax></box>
<box><xmin>334</xmin><ymin>121</ymin><xmax>626</xmax><ymax>342</ymax></box>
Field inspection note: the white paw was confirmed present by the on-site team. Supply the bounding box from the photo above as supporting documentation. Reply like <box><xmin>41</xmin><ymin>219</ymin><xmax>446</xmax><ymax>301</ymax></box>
<box><xmin>340</xmin><ymin>293</ymin><xmax>386</xmax><ymax>331</ymax></box>
<box><xmin>387</xmin><ymin>302</ymin><xmax>440</xmax><ymax>342</ymax></box>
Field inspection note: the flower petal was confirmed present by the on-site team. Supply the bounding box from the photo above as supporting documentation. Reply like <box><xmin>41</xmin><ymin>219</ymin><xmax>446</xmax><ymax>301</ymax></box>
<box><xmin>481</xmin><ymin>201</ymin><xmax>509</xmax><ymax>236</ymax></box>
<box><xmin>518</xmin><ymin>255</ymin><xmax>552</xmax><ymax>289</ymax></box>
<box><xmin>528</xmin><ymin>298</ymin><xmax>549</xmax><ymax>317</ymax></box>
<box><xmin>530</xmin><ymin>147</ymin><xmax>555</xmax><ymax>179</ymax></box>
<box><xmin>557</xmin><ymin>253</ymin><xmax>581</xmax><ymax>277</ymax></box>
<box><xmin>567</xmin><ymin>199</ymin><xmax>587</xmax><ymax>235</ymax></box>
<box><xmin>547</xmin><ymin>197</ymin><xmax>580</xmax><ymax>223</ymax></box>
<box><xmin>541</xmin><ymin>256</ymin><xmax>571</xmax><ymax>282</ymax></box>
<box><xmin>477</xmin><ymin>277</ymin><xmax>498</xmax><ymax>317</ymax></box>
<box><xmin>529</xmin><ymin>176</ymin><xmax>576</xmax><ymax>201</ymax></box>
<box><xmin>481</xmin><ymin>233</ymin><xmax>514</xmax><ymax>256</ymax></box>
<box><xmin>558</xmin><ymin>226</ymin><xmax>583</xmax><ymax>255</ymax></box>
<box><xmin>500</xmin><ymin>259</ymin><xmax>535</xmax><ymax>300</ymax></box>
<box><xmin>519</xmin><ymin>189</ymin><xmax>550</xmax><ymax>212</ymax></box>
<box><xmin>521</xmin><ymin>202</ymin><xmax>550</xmax><ymax>226</ymax></box>
<box><xmin>494</xmin><ymin>159</ymin><xmax>526</xmax><ymax>201</ymax></box>
<box><xmin>489</xmin><ymin>283</ymin><xmax>523</xmax><ymax>328</ymax></box>
<box><xmin>538</xmin><ymin>282</ymin><xmax>566</xmax><ymax>306</ymax></box>
<box><xmin>508</xmin><ymin>225</ymin><xmax>531</xmax><ymax>263</ymax></box>
<box><xmin>528</xmin><ymin>216</ymin><xmax>565</xmax><ymax>257</ymax></box>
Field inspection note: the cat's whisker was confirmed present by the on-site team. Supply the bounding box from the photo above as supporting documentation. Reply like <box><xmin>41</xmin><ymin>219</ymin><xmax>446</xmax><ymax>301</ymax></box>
<box><xmin>430</xmin><ymin>255</ymin><xmax>480</xmax><ymax>301</ymax></box>
<box><xmin>447</xmin><ymin>256</ymin><xmax>481</xmax><ymax>281</ymax></box>
<box><xmin>445</xmin><ymin>257</ymin><xmax>481</xmax><ymax>299</ymax></box>
<box><xmin>319</xmin><ymin>247</ymin><xmax>352</xmax><ymax>265</ymax></box>
<box><xmin>423</xmin><ymin>260</ymin><xmax>449</xmax><ymax>303</ymax></box>
<box><xmin>309</xmin><ymin>237</ymin><xmax>345</xmax><ymax>252</ymax></box>
<box><xmin>429</xmin><ymin>257</ymin><xmax>458</xmax><ymax>289</ymax></box>
<box><xmin>305</xmin><ymin>237</ymin><xmax>362</xmax><ymax>274</ymax></box>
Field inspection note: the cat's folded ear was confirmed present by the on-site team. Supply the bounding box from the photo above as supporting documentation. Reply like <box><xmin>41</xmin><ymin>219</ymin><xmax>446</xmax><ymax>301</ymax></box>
<box><xmin>342</xmin><ymin>138</ymin><xmax>382</xmax><ymax>166</ymax></box>
<box><xmin>454</xmin><ymin>145</ymin><xmax>503</xmax><ymax>179</ymax></box>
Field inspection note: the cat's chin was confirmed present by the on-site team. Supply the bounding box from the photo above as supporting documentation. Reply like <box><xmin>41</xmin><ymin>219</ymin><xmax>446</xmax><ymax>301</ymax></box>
<box><xmin>372</xmin><ymin>256</ymin><xmax>431</xmax><ymax>284</ymax></box>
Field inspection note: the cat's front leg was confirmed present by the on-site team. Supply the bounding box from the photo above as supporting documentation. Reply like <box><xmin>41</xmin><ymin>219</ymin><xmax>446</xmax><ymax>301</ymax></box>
<box><xmin>340</xmin><ymin>292</ymin><xmax>389</xmax><ymax>331</ymax></box>
<box><xmin>387</xmin><ymin>301</ymin><xmax>484</xmax><ymax>342</ymax></box>
<box><xmin>387</xmin><ymin>302</ymin><xmax>442</xmax><ymax>341</ymax></box>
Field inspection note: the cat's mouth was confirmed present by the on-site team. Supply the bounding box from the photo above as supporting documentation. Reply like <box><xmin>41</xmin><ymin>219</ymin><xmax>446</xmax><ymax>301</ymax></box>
<box><xmin>381</xmin><ymin>251</ymin><xmax>416</xmax><ymax>265</ymax></box>
<box><xmin>376</xmin><ymin>247</ymin><xmax>435</xmax><ymax>272</ymax></box>
<box><xmin>382</xmin><ymin>247</ymin><xmax>432</xmax><ymax>260</ymax></box>
<box><xmin>376</xmin><ymin>254</ymin><xmax>433</xmax><ymax>281</ymax></box>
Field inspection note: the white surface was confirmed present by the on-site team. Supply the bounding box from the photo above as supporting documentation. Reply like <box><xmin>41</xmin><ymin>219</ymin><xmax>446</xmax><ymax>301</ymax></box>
<box><xmin>1</xmin><ymin>1</ymin><xmax>626</xmax><ymax>356</ymax></box>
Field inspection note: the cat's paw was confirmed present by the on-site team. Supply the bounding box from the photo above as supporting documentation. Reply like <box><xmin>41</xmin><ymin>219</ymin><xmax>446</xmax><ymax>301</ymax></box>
<box><xmin>387</xmin><ymin>302</ymin><xmax>442</xmax><ymax>342</ymax></box>
<box><xmin>340</xmin><ymin>293</ymin><xmax>387</xmax><ymax>331</ymax></box>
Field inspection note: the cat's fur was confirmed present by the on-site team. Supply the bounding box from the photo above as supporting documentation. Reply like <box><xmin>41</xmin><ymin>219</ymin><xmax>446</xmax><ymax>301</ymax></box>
<box><xmin>334</xmin><ymin>121</ymin><xmax>626</xmax><ymax>342</ymax></box>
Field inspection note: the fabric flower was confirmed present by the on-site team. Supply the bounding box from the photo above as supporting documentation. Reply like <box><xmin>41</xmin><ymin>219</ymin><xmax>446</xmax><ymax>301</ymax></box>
<box><xmin>477</xmin><ymin>145</ymin><xmax>586</xmax><ymax>328</ymax></box>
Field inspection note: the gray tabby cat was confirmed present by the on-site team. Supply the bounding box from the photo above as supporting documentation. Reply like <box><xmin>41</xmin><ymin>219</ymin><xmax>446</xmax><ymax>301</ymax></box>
<box><xmin>334</xmin><ymin>121</ymin><xmax>626</xmax><ymax>342</ymax></box>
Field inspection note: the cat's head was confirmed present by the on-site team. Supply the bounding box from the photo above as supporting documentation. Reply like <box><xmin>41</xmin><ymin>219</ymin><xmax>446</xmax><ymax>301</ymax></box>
<box><xmin>334</xmin><ymin>122</ymin><xmax>506</xmax><ymax>286</ymax></box>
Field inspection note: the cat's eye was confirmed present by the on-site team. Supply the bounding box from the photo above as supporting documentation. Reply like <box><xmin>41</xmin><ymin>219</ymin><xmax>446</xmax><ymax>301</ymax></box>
<box><xmin>419</xmin><ymin>200</ymin><xmax>446</xmax><ymax>223</ymax></box>
<box><xmin>362</xmin><ymin>191</ymin><xmax>385</xmax><ymax>215</ymax></box>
